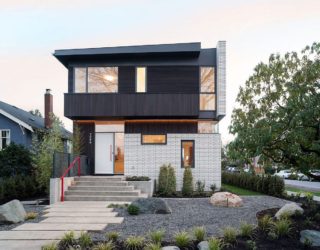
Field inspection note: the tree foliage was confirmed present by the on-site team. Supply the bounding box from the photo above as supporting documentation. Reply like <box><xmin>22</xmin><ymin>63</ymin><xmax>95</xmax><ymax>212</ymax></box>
<box><xmin>72</xmin><ymin>123</ymin><xmax>85</xmax><ymax>156</ymax></box>
<box><xmin>229</xmin><ymin>43</ymin><xmax>320</xmax><ymax>177</ymax></box>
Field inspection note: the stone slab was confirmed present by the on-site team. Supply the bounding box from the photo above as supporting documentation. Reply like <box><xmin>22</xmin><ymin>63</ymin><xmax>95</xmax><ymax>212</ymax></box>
<box><xmin>13</xmin><ymin>223</ymin><xmax>107</xmax><ymax>231</ymax></box>
<box><xmin>41</xmin><ymin>217</ymin><xmax>123</xmax><ymax>224</ymax></box>
<box><xmin>44</xmin><ymin>207</ymin><xmax>114</xmax><ymax>212</ymax></box>
<box><xmin>43</xmin><ymin>212</ymin><xmax>118</xmax><ymax>217</ymax></box>
<box><xmin>0</xmin><ymin>231</ymin><xmax>82</xmax><ymax>240</ymax></box>
<box><xmin>0</xmin><ymin>240</ymin><xmax>58</xmax><ymax>250</ymax></box>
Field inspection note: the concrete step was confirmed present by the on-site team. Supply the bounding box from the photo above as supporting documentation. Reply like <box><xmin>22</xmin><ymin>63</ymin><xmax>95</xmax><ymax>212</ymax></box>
<box><xmin>43</xmin><ymin>212</ymin><xmax>118</xmax><ymax>217</ymax></box>
<box><xmin>75</xmin><ymin>181</ymin><xmax>128</xmax><ymax>186</ymax></box>
<box><xmin>13</xmin><ymin>223</ymin><xmax>107</xmax><ymax>231</ymax></box>
<box><xmin>68</xmin><ymin>185</ymin><xmax>134</xmax><ymax>191</ymax></box>
<box><xmin>44</xmin><ymin>207</ymin><xmax>113</xmax><ymax>212</ymax></box>
<box><xmin>0</xmin><ymin>231</ymin><xmax>82</xmax><ymax>240</ymax></box>
<box><xmin>65</xmin><ymin>190</ymin><xmax>140</xmax><ymax>196</ymax></box>
<box><xmin>74</xmin><ymin>176</ymin><xmax>124</xmax><ymax>182</ymax></box>
<box><xmin>64</xmin><ymin>195</ymin><xmax>142</xmax><ymax>202</ymax></box>
<box><xmin>0</xmin><ymin>240</ymin><xmax>59</xmax><ymax>250</ymax></box>
<box><xmin>42</xmin><ymin>217</ymin><xmax>123</xmax><ymax>224</ymax></box>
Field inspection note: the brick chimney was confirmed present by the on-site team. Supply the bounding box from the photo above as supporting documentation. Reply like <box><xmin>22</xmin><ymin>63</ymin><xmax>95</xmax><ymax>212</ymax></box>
<box><xmin>44</xmin><ymin>89</ymin><xmax>53</xmax><ymax>129</ymax></box>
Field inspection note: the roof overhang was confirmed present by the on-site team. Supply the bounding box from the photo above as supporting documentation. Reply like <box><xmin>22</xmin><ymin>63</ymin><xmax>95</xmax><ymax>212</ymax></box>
<box><xmin>0</xmin><ymin>109</ymin><xmax>34</xmax><ymax>132</ymax></box>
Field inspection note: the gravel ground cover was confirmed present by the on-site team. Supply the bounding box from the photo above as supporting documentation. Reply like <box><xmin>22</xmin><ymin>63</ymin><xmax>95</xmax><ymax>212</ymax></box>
<box><xmin>0</xmin><ymin>204</ymin><xmax>46</xmax><ymax>231</ymax></box>
<box><xmin>91</xmin><ymin>196</ymin><xmax>290</xmax><ymax>241</ymax></box>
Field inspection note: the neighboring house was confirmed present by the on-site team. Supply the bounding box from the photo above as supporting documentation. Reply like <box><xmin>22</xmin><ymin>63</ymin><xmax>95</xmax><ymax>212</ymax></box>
<box><xmin>0</xmin><ymin>90</ymin><xmax>72</xmax><ymax>151</ymax></box>
<box><xmin>54</xmin><ymin>42</ymin><xmax>226</xmax><ymax>190</ymax></box>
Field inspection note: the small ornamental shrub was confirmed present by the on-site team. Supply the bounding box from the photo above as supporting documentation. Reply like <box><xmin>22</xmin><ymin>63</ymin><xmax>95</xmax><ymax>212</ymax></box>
<box><xmin>144</xmin><ymin>243</ymin><xmax>161</xmax><ymax>250</ymax></box>
<box><xmin>41</xmin><ymin>243</ymin><xmax>57</xmax><ymax>250</ymax></box>
<box><xmin>59</xmin><ymin>231</ymin><xmax>76</xmax><ymax>248</ymax></box>
<box><xmin>94</xmin><ymin>242</ymin><xmax>115</xmax><ymax>250</ymax></box>
<box><xmin>182</xmin><ymin>167</ymin><xmax>193</xmax><ymax>196</ymax></box>
<box><xmin>314</xmin><ymin>213</ymin><xmax>320</xmax><ymax>222</ymax></box>
<box><xmin>258</xmin><ymin>215</ymin><xmax>273</xmax><ymax>233</ymax></box>
<box><xmin>25</xmin><ymin>212</ymin><xmax>38</xmax><ymax>220</ymax></box>
<box><xmin>149</xmin><ymin>229</ymin><xmax>165</xmax><ymax>244</ymax></box>
<box><xmin>272</xmin><ymin>219</ymin><xmax>292</xmax><ymax>238</ymax></box>
<box><xmin>78</xmin><ymin>231</ymin><xmax>92</xmax><ymax>248</ymax></box>
<box><xmin>222</xmin><ymin>227</ymin><xmax>237</xmax><ymax>244</ymax></box>
<box><xmin>305</xmin><ymin>192</ymin><xmax>314</xmax><ymax>203</ymax></box>
<box><xmin>210</xmin><ymin>183</ymin><xmax>217</xmax><ymax>194</ymax></box>
<box><xmin>127</xmin><ymin>204</ymin><xmax>140</xmax><ymax>215</ymax></box>
<box><xmin>126</xmin><ymin>176</ymin><xmax>150</xmax><ymax>181</ymax></box>
<box><xmin>124</xmin><ymin>236</ymin><xmax>145</xmax><ymax>250</ymax></box>
<box><xmin>239</xmin><ymin>222</ymin><xmax>254</xmax><ymax>238</ymax></box>
<box><xmin>193</xmin><ymin>226</ymin><xmax>206</xmax><ymax>242</ymax></box>
<box><xmin>106</xmin><ymin>231</ymin><xmax>120</xmax><ymax>242</ymax></box>
<box><xmin>245</xmin><ymin>240</ymin><xmax>257</xmax><ymax>250</ymax></box>
<box><xmin>157</xmin><ymin>164</ymin><xmax>176</xmax><ymax>196</ymax></box>
<box><xmin>195</xmin><ymin>180</ymin><xmax>206</xmax><ymax>196</ymax></box>
<box><xmin>174</xmin><ymin>231</ymin><xmax>191</xmax><ymax>249</ymax></box>
<box><xmin>208</xmin><ymin>237</ymin><xmax>223</xmax><ymax>250</ymax></box>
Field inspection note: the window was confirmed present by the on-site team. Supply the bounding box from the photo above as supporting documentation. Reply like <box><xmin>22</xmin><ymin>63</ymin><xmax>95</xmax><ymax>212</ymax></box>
<box><xmin>0</xmin><ymin>130</ymin><xmax>10</xmax><ymax>150</ymax></box>
<box><xmin>74</xmin><ymin>67</ymin><xmax>87</xmax><ymax>93</ymax></box>
<box><xmin>73</xmin><ymin>67</ymin><xmax>118</xmax><ymax>93</ymax></box>
<box><xmin>141</xmin><ymin>134</ymin><xmax>166</xmax><ymax>144</ymax></box>
<box><xmin>200</xmin><ymin>67</ymin><xmax>215</xmax><ymax>110</ymax></box>
<box><xmin>136</xmin><ymin>67</ymin><xmax>146</xmax><ymax>92</ymax></box>
<box><xmin>198</xmin><ymin>121</ymin><xmax>218</xmax><ymax>133</ymax></box>
<box><xmin>181</xmin><ymin>140</ymin><xmax>194</xmax><ymax>168</ymax></box>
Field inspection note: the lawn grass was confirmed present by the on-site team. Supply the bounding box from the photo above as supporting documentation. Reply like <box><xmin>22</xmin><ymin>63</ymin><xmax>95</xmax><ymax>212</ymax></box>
<box><xmin>222</xmin><ymin>184</ymin><xmax>263</xmax><ymax>196</ymax></box>
<box><xmin>285</xmin><ymin>186</ymin><xmax>320</xmax><ymax>197</ymax></box>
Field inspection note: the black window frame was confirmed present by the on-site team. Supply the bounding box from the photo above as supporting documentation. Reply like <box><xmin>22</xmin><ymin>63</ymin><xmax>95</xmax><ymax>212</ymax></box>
<box><xmin>181</xmin><ymin>140</ymin><xmax>195</xmax><ymax>168</ymax></box>
<box><xmin>141</xmin><ymin>134</ymin><xmax>167</xmax><ymax>145</ymax></box>
<box><xmin>199</xmin><ymin>66</ymin><xmax>216</xmax><ymax>111</ymax></box>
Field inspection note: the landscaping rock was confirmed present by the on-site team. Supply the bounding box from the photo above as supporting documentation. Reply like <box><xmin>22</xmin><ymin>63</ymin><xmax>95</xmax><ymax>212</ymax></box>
<box><xmin>210</xmin><ymin>192</ymin><xmax>243</xmax><ymax>207</ymax></box>
<box><xmin>275</xmin><ymin>202</ymin><xmax>303</xmax><ymax>220</ymax></box>
<box><xmin>300</xmin><ymin>230</ymin><xmax>320</xmax><ymax>246</ymax></box>
<box><xmin>0</xmin><ymin>200</ymin><xmax>26</xmax><ymax>224</ymax></box>
<box><xmin>162</xmin><ymin>246</ymin><xmax>180</xmax><ymax>250</ymax></box>
<box><xmin>131</xmin><ymin>198</ymin><xmax>172</xmax><ymax>214</ymax></box>
<box><xmin>198</xmin><ymin>241</ymin><xmax>209</xmax><ymax>250</ymax></box>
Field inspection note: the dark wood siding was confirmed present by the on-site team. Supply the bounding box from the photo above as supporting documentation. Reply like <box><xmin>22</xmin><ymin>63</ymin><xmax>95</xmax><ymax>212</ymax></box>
<box><xmin>75</xmin><ymin>122</ymin><xmax>95</xmax><ymax>174</ymax></box>
<box><xmin>118</xmin><ymin>66</ymin><xmax>135</xmax><ymax>93</ymax></box>
<box><xmin>125</xmin><ymin>122</ymin><xmax>197</xmax><ymax>134</ymax></box>
<box><xmin>147</xmin><ymin>66</ymin><xmax>199</xmax><ymax>93</ymax></box>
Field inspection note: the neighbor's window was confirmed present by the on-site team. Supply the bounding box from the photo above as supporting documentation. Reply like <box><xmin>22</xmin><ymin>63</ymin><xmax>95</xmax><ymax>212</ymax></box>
<box><xmin>181</xmin><ymin>140</ymin><xmax>194</xmax><ymax>168</ymax></box>
<box><xmin>136</xmin><ymin>67</ymin><xmax>146</xmax><ymax>93</ymax></box>
<box><xmin>0</xmin><ymin>130</ymin><xmax>10</xmax><ymax>150</ymax></box>
<box><xmin>200</xmin><ymin>67</ymin><xmax>215</xmax><ymax>110</ymax></box>
<box><xmin>74</xmin><ymin>67</ymin><xmax>87</xmax><ymax>93</ymax></box>
<box><xmin>88</xmin><ymin>67</ymin><xmax>118</xmax><ymax>93</ymax></box>
<box><xmin>141</xmin><ymin>134</ymin><xmax>166</xmax><ymax>144</ymax></box>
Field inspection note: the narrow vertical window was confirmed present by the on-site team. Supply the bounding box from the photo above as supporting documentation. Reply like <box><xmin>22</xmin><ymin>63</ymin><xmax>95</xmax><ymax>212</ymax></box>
<box><xmin>136</xmin><ymin>67</ymin><xmax>146</xmax><ymax>93</ymax></box>
<box><xmin>181</xmin><ymin>140</ymin><xmax>195</xmax><ymax>168</ymax></box>
<box><xmin>200</xmin><ymin>67</ymin><xmax>215</xmax><ymax>110</ymax></box>
<box><xmin>74</xmin><ymin>67</ymin><xmax>87</xmax><ymax>93</ymax></box>
<box><xmin>0</xmin><ymin>130</ymin><xmax>10</xmax><ymax>150</ymax></box>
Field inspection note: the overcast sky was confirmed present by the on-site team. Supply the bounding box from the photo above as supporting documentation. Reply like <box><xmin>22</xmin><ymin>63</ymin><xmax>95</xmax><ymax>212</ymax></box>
<box><xmin>0</xmin><ymin>0</ymin><xmax>319</xmax><ymax>144</ymax></box>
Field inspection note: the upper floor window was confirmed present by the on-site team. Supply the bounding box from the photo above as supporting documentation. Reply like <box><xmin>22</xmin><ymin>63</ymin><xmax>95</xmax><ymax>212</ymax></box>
<box><xmin>198</xmin><ymin>121</ymin><xmax>218</xmax><ymax>133</ymax></box>
<box><xmin>136</xmin><ymin>67</ymin><xmax>146</xmax><ymax>93</ymax></box>
<box><xmin>0</xmin><ymin>129</ymin><xmax>10</xmax><ymax>150</ymax></box>
<box><xmin>200</xmin><ymin>67</ymin><xmax>215</xmax><ymax>110</ymax></box>
<box><xmin>74</xmin><ymin>67</ymin><xmax>118</xmax><ymax>93</ymax></box>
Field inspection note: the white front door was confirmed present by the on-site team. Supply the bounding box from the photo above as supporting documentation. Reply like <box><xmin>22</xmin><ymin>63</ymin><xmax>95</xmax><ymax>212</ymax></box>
<box><xmin>95</xmin><ymin>133</ymin><xmax>114</xmax><ymax>174</ymax></box>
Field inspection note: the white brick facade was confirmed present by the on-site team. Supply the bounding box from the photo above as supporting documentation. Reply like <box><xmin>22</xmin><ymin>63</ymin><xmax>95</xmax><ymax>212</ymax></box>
<box><xmin>124</xmin><ymin>133</ymin><xmax>221</xmax><ymax>191</ymax></box>
<box><xmin>217</xmin><ymin>41</ymin><xmax>226</xmax><ymax>117</ymax></box>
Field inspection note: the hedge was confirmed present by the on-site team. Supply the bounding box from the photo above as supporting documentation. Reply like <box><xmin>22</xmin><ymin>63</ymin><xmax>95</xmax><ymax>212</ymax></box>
<box><xmin>222</xmin><ymin>172</ymin><xmax>285</xmax><ymax>197</ymax></box>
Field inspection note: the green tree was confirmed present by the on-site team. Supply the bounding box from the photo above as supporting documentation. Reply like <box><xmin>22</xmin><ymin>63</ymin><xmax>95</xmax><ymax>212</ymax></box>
<box><xmin>229</xmin><ymin>43</ymin><xmax>320</xmax><ymax>179</ymax></box>
<box><xmin>29</xmin><ymin>109</ymin><xmax>43</xmax><ymax>117</ymax></box>
<box><xmin>72</xmin><ymin>124</ymin><xmax>84</xmax><ymax>156</ymax></box>
<box><xmin>182</xmin><ymin>167</ymin><xmax>193</xmax><ymax>196</ymax></box>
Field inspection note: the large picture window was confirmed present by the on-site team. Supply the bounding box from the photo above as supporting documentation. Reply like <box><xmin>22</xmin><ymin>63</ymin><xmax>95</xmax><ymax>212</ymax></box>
<box><xmin>200</xmin><ymin>67</ymin><xmax>215</xmax><ymax>110</ymax></box>
<box><xmin>141</xmin><ymin>134</ymin><xmax>166</xmax><ymax>144</ymax></box>
<box><xmin>181</xmin><ymin>140</ymin><xmax>194</xmax><ymax>168</ymax></box>
<box><xmin>73</xmin><ymin>67</ymin><xmax>118</xmax><ymax>93</ymax></box>
<box><xmin>0</xmin><ymin>130</ymin><xmax>10</xmax><ymax>150</ymax></box>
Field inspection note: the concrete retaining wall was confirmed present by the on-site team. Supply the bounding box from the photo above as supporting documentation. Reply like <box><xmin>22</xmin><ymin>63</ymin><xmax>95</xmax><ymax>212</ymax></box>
<box><xmin>50</xmin><ymin>177</ymin><xmax>74</xmax><ymax>204</ymax></box>
<box><xmin>127</xmin><ymin>180</ymin><xmax>155</xmax><ymax>197</ymax></box>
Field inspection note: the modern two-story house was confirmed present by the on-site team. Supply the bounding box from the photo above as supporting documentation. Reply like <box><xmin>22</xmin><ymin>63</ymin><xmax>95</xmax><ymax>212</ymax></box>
<box><xmin>54</xmin><ymin>41</ymin><xmax>226</xmax><ymax>191</ymax></box>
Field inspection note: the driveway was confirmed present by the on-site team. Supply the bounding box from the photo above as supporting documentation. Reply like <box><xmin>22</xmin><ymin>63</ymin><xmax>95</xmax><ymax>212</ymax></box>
<box><xmin>285</xmin><ymin>179</ymin><xmax>320</xmax><ymax>192</ymax></box>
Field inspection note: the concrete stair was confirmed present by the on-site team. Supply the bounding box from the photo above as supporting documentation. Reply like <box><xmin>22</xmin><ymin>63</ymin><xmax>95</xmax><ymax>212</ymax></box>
<box><xmin>64</xmin><ymin>176</ymin><xmax>146</xmax><ymax>202</ymax></box>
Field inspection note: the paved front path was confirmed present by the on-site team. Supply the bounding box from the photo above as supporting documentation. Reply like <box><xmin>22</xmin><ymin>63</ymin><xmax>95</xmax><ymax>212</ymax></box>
<box><xmin>0</xmin><ymin>201</ymin><xmax>126</xmax><ymax>250</ymax></box>
<box><xmin>285</xmin><ymin>179</ymin><xmax>320</xmax><ymax>192</ymax></box>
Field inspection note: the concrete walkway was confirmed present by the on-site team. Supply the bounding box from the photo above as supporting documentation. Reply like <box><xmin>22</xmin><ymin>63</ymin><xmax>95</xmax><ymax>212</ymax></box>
<box><xmin>0</xmin><ymin>201</ymin><xmax>126</xmax><ymax>250</ymax></box>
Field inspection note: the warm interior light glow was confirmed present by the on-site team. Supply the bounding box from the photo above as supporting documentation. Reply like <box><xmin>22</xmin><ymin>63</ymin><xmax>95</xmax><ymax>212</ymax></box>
<box><xmin>136</xmin><ymin>67</ymin><xmax>146</xmax><ymax>92</ymax></box>
<box><xmin>104</xmin><ymin>75</ymin><xmax>114</xmax><ymax>81</ymax></box>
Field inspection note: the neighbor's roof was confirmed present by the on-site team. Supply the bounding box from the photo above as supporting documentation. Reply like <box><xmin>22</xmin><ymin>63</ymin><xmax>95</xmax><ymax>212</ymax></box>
<box><xmin>0</xmin><ymin>100</ymin><xmax>71</xmax><ymax>139</ymax></box>
<box><xmin>54</xmin><ymin>42</ymin><xmax>202</xmax><ymax>67</ymax></box>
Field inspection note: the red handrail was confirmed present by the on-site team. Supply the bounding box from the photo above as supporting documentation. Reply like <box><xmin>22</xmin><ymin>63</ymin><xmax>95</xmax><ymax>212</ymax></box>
<box><xmin>60</xmin><ymin>156</ymin><xmax>81</xmax><ymax>202</ymax></box>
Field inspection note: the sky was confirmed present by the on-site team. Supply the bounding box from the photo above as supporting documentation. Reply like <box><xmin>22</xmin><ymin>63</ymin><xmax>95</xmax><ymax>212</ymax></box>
<box><xmin>0</xmin><ymin>0</ymin><xmax>319</xmax><ymax>144</ymax></box>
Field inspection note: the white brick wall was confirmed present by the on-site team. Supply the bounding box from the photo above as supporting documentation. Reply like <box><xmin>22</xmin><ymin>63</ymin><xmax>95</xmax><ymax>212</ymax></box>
<box><xmin>124</xmin><ymin>133</ymin><xmax>221</xmax><ymax>191</ymax></box>
<box><xmin>217</xmin><ymin>41</ymin><xmax>226</xmax><ymax>116</ymax></box>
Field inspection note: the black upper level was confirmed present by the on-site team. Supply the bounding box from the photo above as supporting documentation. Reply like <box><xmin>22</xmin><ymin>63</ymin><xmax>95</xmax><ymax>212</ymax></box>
<box><xmin>54</xmin><ymin>42</ymin><xmax>221</xmax><ymax>120</ymax></box>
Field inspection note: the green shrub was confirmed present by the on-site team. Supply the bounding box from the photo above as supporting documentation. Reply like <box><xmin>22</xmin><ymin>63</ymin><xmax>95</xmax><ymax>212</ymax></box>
<box><xmin>127</xmin><ymin>204</ymin><xmax>140</xmax><ymax>215</ymax></box>
<box><xmin>126</xmin><ymin>176</ymin><xmax>150</xmax><ymax>181</ymax></box>
<box><xmin>124</xmin><ymin>236</ymin><xmax>145</xmax><ymax>250</ymax></box>
<box><xmin>182</xmin><ymin>167</ymin><xmax>193</xmax><ymax>196</ymax></box>
<box><xmin>193</xmin><ymin>226</ymin><xmax>206</xmax><ymax>242</ymax></box>
<box><xmin>195</xmin><ymin>180</ymin><xmax>206</xmax><ymax>196</ymax></box>
<box><xmin>106</xmin><ymin>231</ymin><xmax>120</xmax><ymax>242</ymax></box>
<box><xmin>245</xmin><ymin>240</ymin><xmax>257</xmax><ymax>250</ymax></box>
<box><xmin>41</xmin><ymin>243</ymin><xmax>57</xmax><ymax>250</ymax></box>
<box><xmin>239</xmin><ymin>222</ymin><xmax>254</xmax><ymax>238</ymax></box>
<box><xmin>157</xmin><ymin>164</ymin><xmax>176</xmax><ymax>196</ymax></box>
<box><xmin>149</xmin><ymin>229</ymin><xmax>165</xmax><ymax>244</ymax></box>
<box><xmin>25</xmin><ymin>212</ymin><xmax>38</xmax><ymax>220</ymax></box>
<box><xmin>258</xmin><ymin>215</ymin><xmax>273</xmax><ymax>233</ymax></box>
<box><xmin>314</xmin><ymin>213</ymin><xmax>320</xmax><ymax>222</ymax></box>
<box><xmin>222</xmin><ymin>227</ymin><xmax>237</xmax><ymax>244</ymax></box>
<box><xmin>208</xmin><ymin>237</ymin><xmax>223</xmax><ymax>250</ymax></box>
<box><xmin>78</xmin><ymin>231</ymin><xmax>92</xmax><ymax>248</ymax></box>
<box><xmin>59</xmin><ymin>231</ymin><xmax>76</xmax><ymax>248</ymax></box>
<box><xmin>210</xmin><ymin>184</ymin><xmax>217</xmax><ymax>193</ymax></box>
<box><xmin>143</xmin><ymin>243</ymin><xmax>161</xmax><ymax>250</ymax></box>
<box><xmin>305</xmin><ymin>192</ymin><xmax>314</xmax><ymax>203</ymax></box>
<box><xmin>94</xmin><ymin>242</ymin><xmax>115</xmax><ymax>250</ymax></box>
<box><xmin>272</xmin><ymin>219</ymin><xmax>292</xmax><ymax>238</ymax></box>
<box><xmin>174</xmin><ymin>231</ymin><xmax>191</xmax><ymax>248</ymax></box>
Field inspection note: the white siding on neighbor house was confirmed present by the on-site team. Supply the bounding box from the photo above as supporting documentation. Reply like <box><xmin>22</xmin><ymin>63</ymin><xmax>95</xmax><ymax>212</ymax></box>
<box><xmin>124</xmin><ymin>133</ymin><xmax>221</xmax><ymax>191</ymax></box>
<box><xmin>216</xmin><ymin>41</ymin><xmax>226</xmax><ymax>117</ymax></box>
